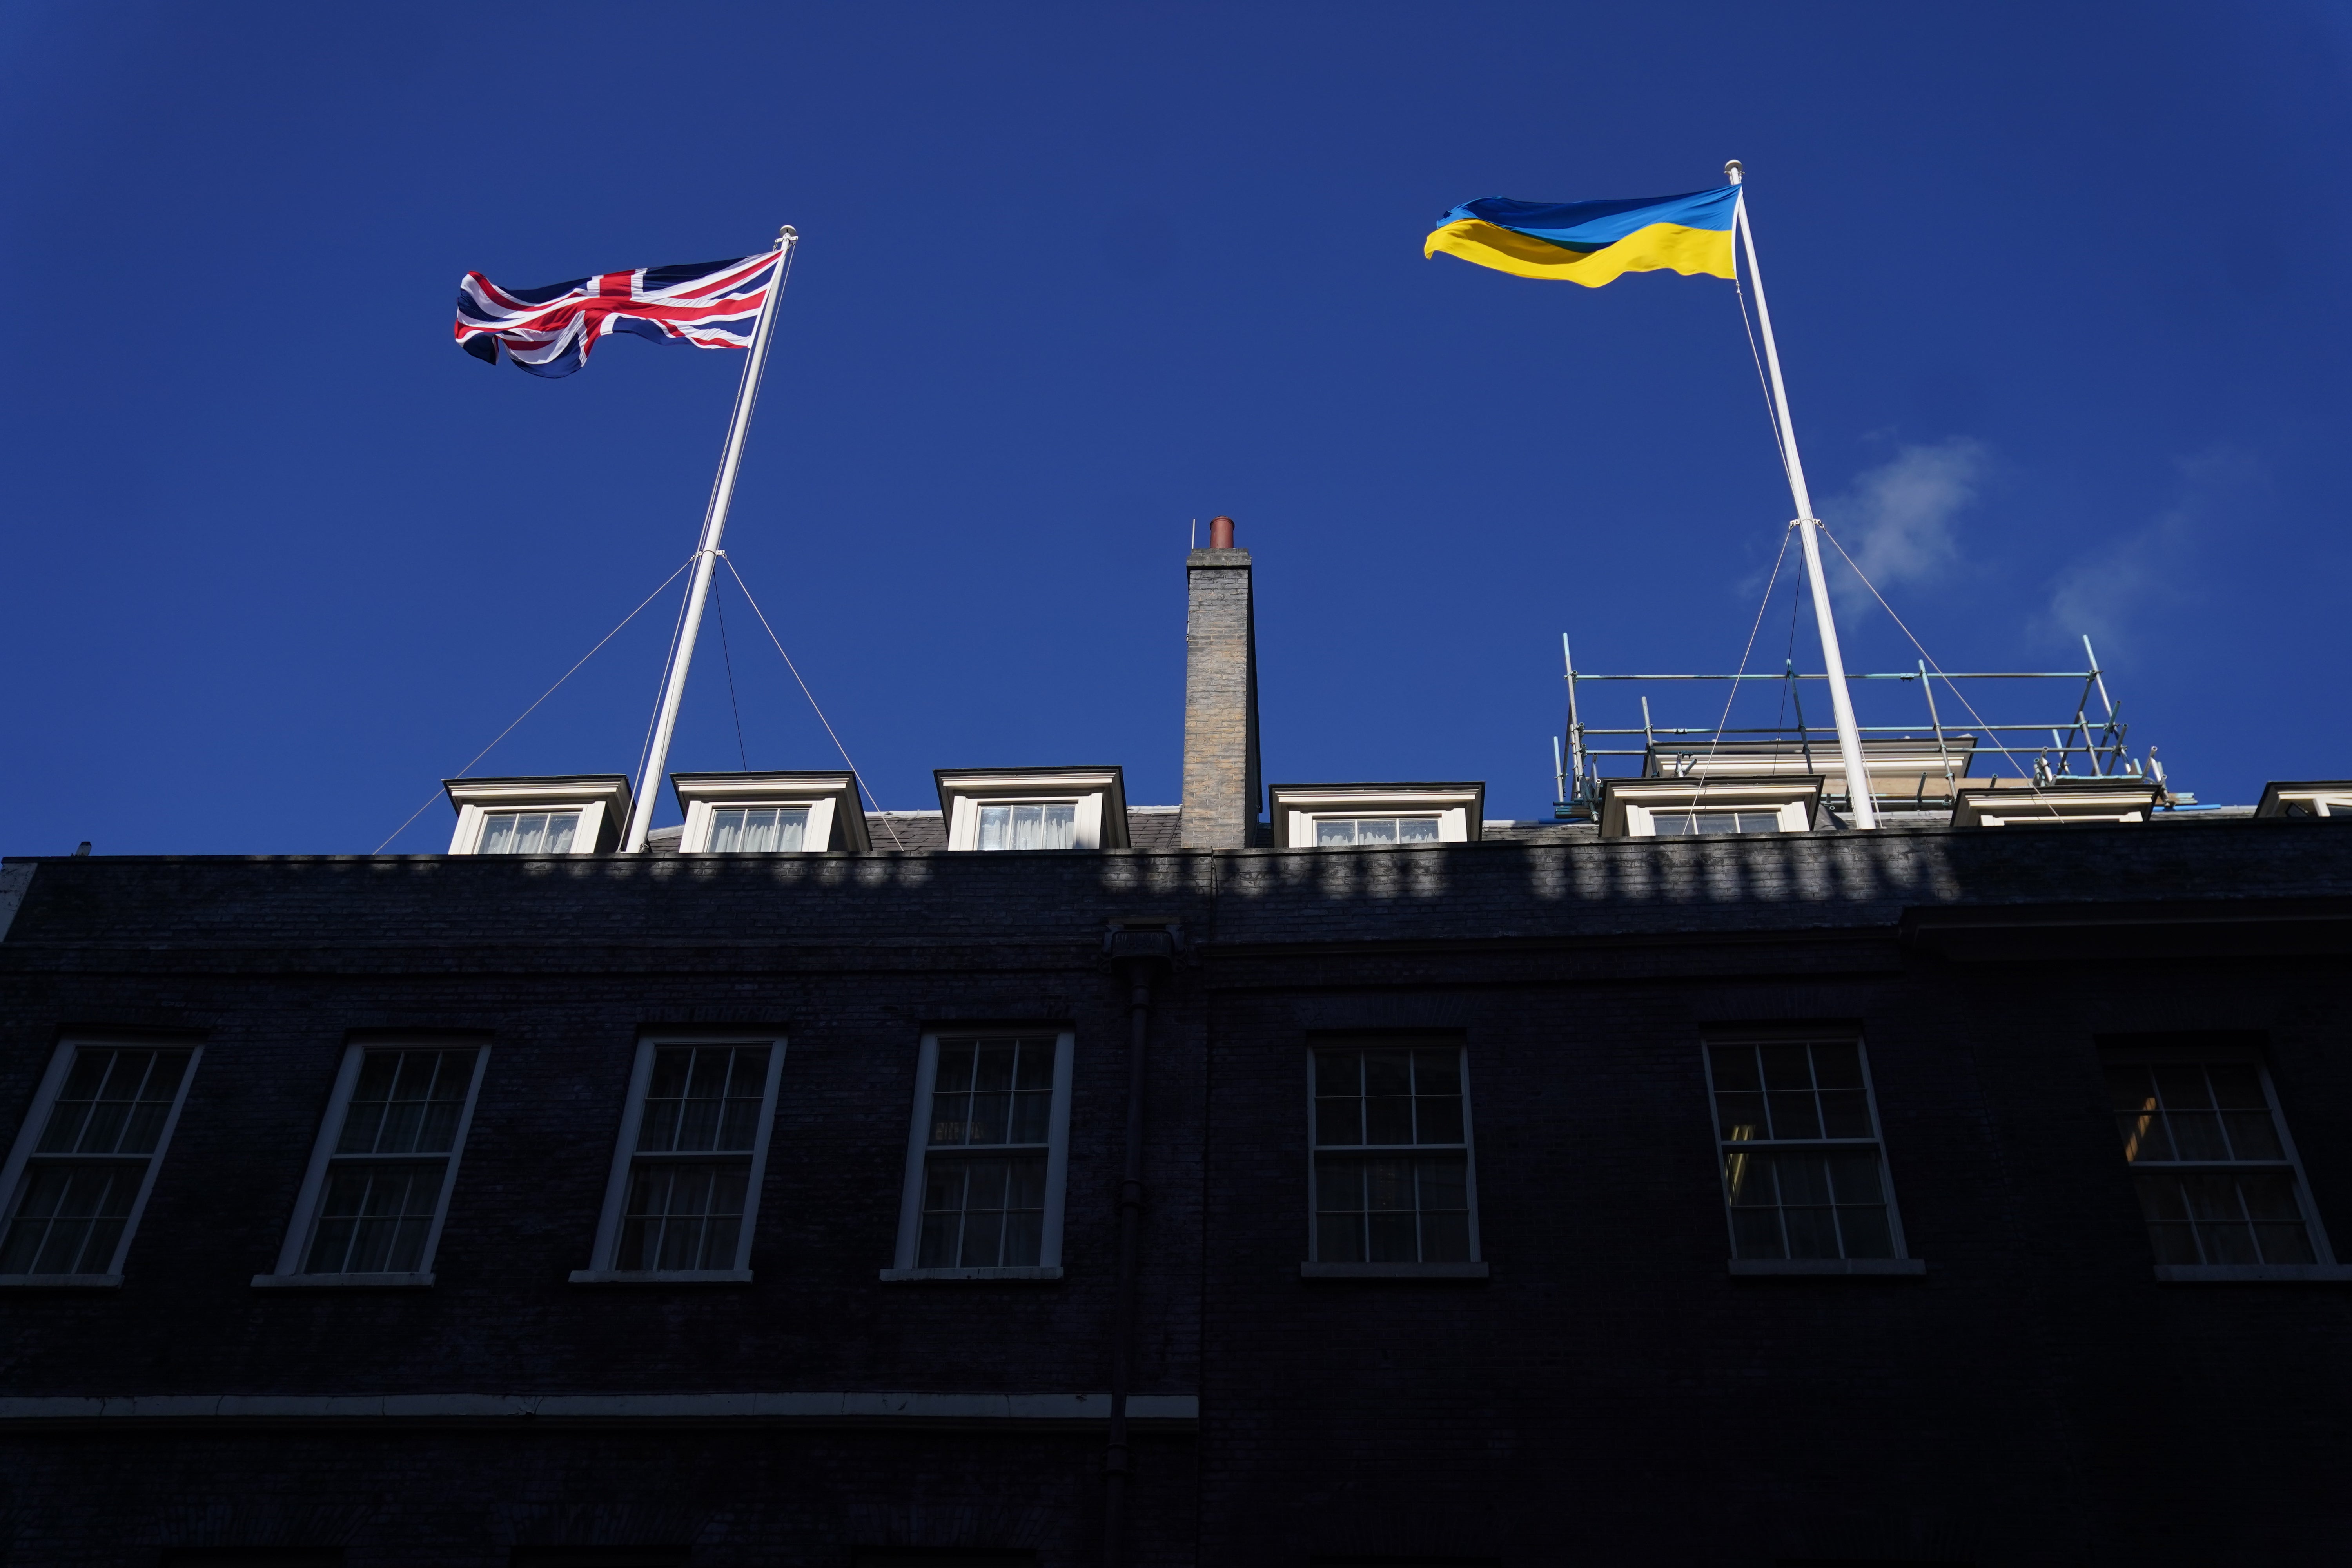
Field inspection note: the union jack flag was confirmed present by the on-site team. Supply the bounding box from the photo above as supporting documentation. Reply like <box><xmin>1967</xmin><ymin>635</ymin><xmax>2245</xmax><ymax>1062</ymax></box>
<box><xmin>454</xmin><ymin>249</ymin><xmax>782</xmax><ymax>378</ymax></box>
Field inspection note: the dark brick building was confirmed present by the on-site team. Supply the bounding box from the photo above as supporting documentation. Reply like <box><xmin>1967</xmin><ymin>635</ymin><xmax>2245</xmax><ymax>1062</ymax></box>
<box><xmin>2</xmin><ymin>533</ymin><xmax>2349</xmax><ymax>1567</ymax></box>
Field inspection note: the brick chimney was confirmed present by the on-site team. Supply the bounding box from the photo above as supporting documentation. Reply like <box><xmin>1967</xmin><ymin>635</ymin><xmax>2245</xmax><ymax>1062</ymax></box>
<box><xmin>1181</xmin><ymin>517</ymin><xmax>1263</xmax><ymax>849</ymax></box>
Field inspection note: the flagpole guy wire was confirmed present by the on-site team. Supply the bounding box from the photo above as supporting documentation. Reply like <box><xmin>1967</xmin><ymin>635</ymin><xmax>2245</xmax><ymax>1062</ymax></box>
<box><xmin>720</xmin><ymin>554</ymin><xmax>906</xmax><ymax>853</ymax></box>
<box><xmin>1726</xmin><ymin>160</ymin><xmax>1877</xmax><ymax>829</ymax></box>
<box><xmin>373</xmin><ymin>554</ymin><xmax>698</xmax><ymax>853</ymax></box>
<box><xmin>622</xmin><ymin>225</ymin><xmax>800</xmax><ymax>852</ymax></box>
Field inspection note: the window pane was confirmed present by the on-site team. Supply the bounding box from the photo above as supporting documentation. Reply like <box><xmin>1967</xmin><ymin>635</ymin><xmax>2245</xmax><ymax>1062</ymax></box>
<box><xmin>637</xmin><ymin>1046</ymin><xmax>769</xmax><ymax>1153</ymax></box>
<box><xmin>1810</xmin><ymin>1042</ymin><xmax>1864</xmax><ymax>1089</ymax></box>
<box><xmin>617</xmin><ymin>1161</ymin><xmax>747</xmax><ymax>1271</ymax></box>
<box><xmin>37</xmin><ymin>1048</ymin><xmax>192</xmax><ymax>1156</ymax></box>
<box><xmin>1709</xmin><ymin>1045</ymin><xmax>1762</xmax><ymax>1094</ymax></box>
<box><xmin>917</xmin><ymin>1154</ymin><xmax>1045</xmax><ymax>1268</ymax></box>
<box><xmin>931</xmin><ymin>1039</ymin><xmax>1054</xmax><ymax>1148</ymax></box>
<box><xmin>338</xmin><ymin>1049</ymin><xmax>472</xmax><ymax>1155</ymax></box>
<box><xmin>1356</xmin><ymin>818</ymin><xmax>1398</xmax><ymax>844</ymax></box>
<box><xmin>305</xmin><ymin>1161</ymin><xmax>446</xmax><ymax>1274</ymax></box>
<box><xmin>479</xmin><ymin>811</ymin><xmax>579</xmax><ymax>855</ymax></box>
<box><xmin>709</xmin><ymin>806</ymin><xmax>809</xmax><ymax>853</ymax></box>
<box><xmin>1817</xmin><ymin>1089</ymin><xmax>1873</xmax><ymax>1138</ymax></box>
<box><xmin>2220</xmin><ymin>1110</ymin><xmax>2284</xmax><ymax>1161</ymax></box>
<box><xmin>1313</xmin><ymin>1154</ymin><xmax>1470</xmax><ymax>1264</ymax></box>
<box><xmin>1315</xmin><ymin>819</ymin><xmax>1356</xmax><ymax>846</ymax></box>
<box><xmin>1835</xmin><ymin>1203</ymin><xmax>1895</xmax><ymax>1258</ymax></box>
<box><xmin>0</xmin><ymin>1161</ymin><xmax>140</xmax><ymax>1274</ymax></box>
<box><xmin>1415</xmin><ymin>1092</ymin><xmax>1464</xmax><ymax>1144</ymax></box>
<box><xmin>2166</xmin><ymin>1109</ymin><xmax>2229</xmax><ymax>1160</ymax></box>
<box><xmin>1719</xmin><ymin>1149</ymin><xmax>1893</xmax><ymax>1262</ymax></box>
<box><xmin>1398</xmin><ymin>817</ymin><xmax>1440</xmax><ymax>842</ymax></box>
<box><xmin>975</xmin><ymin>802</ymin><xmax>1077</xmax><ymax>851</ymax></box>
<box><xmin>1657</xmin><ymin>810</ymin><xmax>1779</xmax><ymax>836</ymax></box>
<box><xmin>2106</xmin><ymin>1057</ymin><xmax>2319</xmax><ymax>1265</ymax></box>
<box><xmin>1317</xmin><ymin>1211</ymin><xmax>1365</xmax><ymax>1263</ymax></box>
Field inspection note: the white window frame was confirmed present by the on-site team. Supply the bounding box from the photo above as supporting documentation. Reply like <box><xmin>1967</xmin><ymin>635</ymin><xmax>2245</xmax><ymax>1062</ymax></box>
<box><xmin>450</xmin><ymin>804</ymin><xmax>602</xmax><ymax>856</ymax></box>
<box><xmin>572</xmin><ymin>1034</ymin><xmax>787</xmax><ymax>1285</ymax></box>
<box><xmin>946</xmin><ymin>795</ymin><xmax>1101</xmax><ymax>852</ymax></box>
<box><xmin>1702</xmin><ymin>1033</ymin><xmax>1925</xmax><ymax>1277</ymax></box>
<box><xmin>1302</xmin><ymin>1040</ymin><xmax>1486</xmax><ymax>1278</ymax></box>
<box><xmin>1269</xmin><ymin>785</ymin><xmax>1484</xmax><ymax>849</ymax></box>
<box><xmin>2101</xmin><ymin>1042</ymin><xmax>2350</xmax><ymax>1282</ymax></box>
<box><xmin>252</xmin><ymin>1041</ymin><xmax>490</xmax><ymax>1289</ymax></box>
<box><xmin>1300</xmin><ymin>811</ymin><xmax>1461</xmax><ymax>846</ymax></box>
<box><xmin>681</xmin><ymin>797</ymin><xmax>834</xmax><ymax>853</ymax></box>
<box><xmin>884</xmin><ymin>1030</ymin><xmax>1074</xmax><ymax>1281</ymax></box>
<box><xmin>1625</xmin><ymin>800</ymin><xmax>1809</xmax><ymax>837</ymax></box>
<box><xmin>0</xmin><ymin>1038</ymin><xmax>203</xmax><ymax>1287</ymax></box>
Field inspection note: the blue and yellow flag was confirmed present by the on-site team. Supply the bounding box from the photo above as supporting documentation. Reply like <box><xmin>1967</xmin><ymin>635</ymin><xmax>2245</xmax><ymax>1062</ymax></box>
<box><xmin>1424</xmin><ymin>186</ymin><xmax>1739</xmax><ymax>287</ymax></box>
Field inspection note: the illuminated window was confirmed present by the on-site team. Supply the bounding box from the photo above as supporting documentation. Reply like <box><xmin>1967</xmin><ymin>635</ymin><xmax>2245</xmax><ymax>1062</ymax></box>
<box><xmin>1310</xmin><ymin>1043</ymin><xmax>1477</xmax><ymax>1265</ymax></box>
<box><xmin>2102</xmin><ymin>1046</ymin><xmax>2335</xmax><ymax>1272</ymax></box>
<box><xmin>1705</xmin><ymin>1039</ymin><xmax>1906</xmax><ymax>1263</ymax></box>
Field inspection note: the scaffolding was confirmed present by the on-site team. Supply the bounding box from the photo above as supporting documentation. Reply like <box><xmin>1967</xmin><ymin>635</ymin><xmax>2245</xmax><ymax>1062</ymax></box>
<box><xmin>1552</xmin><ymin>633</ymin><xmax>2160</xmax><ymax>817</ymax></box>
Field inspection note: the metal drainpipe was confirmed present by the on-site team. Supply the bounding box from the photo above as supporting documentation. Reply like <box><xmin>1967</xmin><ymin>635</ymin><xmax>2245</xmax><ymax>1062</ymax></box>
<box><xmin>1102</xmin><ymin>923</ymin><xmax>1175</xmax><ymax>1568</ymax></box>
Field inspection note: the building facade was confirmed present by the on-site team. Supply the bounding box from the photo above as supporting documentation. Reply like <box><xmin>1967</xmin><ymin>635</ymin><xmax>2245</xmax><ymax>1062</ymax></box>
<box><xmin>2</xmin><ymin>534</ymin><xmax>2349</xmax><ymax>1567</ymax></box>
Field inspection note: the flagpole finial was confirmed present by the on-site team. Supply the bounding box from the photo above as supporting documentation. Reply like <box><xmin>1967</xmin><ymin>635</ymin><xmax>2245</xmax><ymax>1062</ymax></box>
<box><xmin>779</xmin><ymin>225</ymin><xmax>798</xmax><ymax>244</ymax></box>
<box><xmin>1724</xmin><ymin>160</ymin><xmax>1743</xmax><ymax>185</ymax></box>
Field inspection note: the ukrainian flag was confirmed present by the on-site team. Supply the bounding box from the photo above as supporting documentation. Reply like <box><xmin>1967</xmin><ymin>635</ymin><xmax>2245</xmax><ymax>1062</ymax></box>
<box><xmin>1425</xmin><ymin>185</ymin><xmax>1739</xmax><ymax>287</ymax></box>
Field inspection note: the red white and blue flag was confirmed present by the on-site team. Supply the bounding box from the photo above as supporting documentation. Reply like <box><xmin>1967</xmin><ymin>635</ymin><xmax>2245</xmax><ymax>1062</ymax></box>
<box><xmin>454</xmin><ymin>250</ymin><xmax>781</xmax><ymax>378</ymax></box>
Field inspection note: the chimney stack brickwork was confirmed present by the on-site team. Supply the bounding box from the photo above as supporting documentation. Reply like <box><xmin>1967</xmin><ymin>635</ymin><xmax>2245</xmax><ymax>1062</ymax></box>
<box><xmin>1181</xmin><ymin>540</ymin><xmax>1262</xmax><ymax>849</ymax></box>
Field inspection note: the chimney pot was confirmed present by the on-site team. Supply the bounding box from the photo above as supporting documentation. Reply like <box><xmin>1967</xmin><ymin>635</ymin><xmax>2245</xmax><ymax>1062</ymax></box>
<box><xmin>1208</xmin><ymin>515</ymin><xmax>1235</xmax><ymax>550</ymax></box>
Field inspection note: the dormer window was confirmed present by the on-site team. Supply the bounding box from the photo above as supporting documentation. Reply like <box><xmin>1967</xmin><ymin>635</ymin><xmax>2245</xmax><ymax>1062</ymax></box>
<box><xmin>710</xmin><ymin>806</ymin><xmax>808</xmax><ymax>852</ymax></box>
<box><xmin>1270</xmin><ymin>785</ymin><xmax>1484</xmax><ymax>848</ymax></box>
<box><xmin>1951</xmin><ymin>780</ymin><xmax>2163</xmax><ymax>828</ymax></box>
<box><xmin>670</xmin><ymin>773</ymin><xmax>869</xmax><ymax>854</ymax></box>
<box><xmin>1315</xmin><ymin>815</ymin><xmax>1441</xmax><ymax>846</ymax></box>
<box><xmin>979</xmin><ymin>801</ymin><xmax>1076</xmax><ymax>851</ymax></box>
<box><xmin>1598</xmin><ymin>777</ymin><xmax>1822</xmax><ymax>839</ymax></box>
<box><xmin>936</xmin><ymin>768</ymin><xmax>1129</xmax><ymax>852</ymax></box>
<box><xmin>445</xmin><ymin>777</ymin><xmax>632</xmax><ymax>856</ymax></box>
<box><xmin>2256</xmin><ymin>782</ymin><xmax>2352</xmax><ymax>820</ymax></box>
<box><xmin>1651</xmin><ymin>808</ymin><xmax>1789</xmax><ymax>837</ymax></box>
<box><xmin>477</xmin><ymin>811</ymin><xmax>579</xmax><ymax>856</ymax></box>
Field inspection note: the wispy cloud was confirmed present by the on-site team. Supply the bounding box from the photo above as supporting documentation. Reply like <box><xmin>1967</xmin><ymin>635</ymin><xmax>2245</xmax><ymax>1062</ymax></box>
<box><xmin>2040</xmin><ymin>446</ymin><xmax>2257</xmax><ymax>654</ymax></box>
<box><xmin>1822</xmin><ymin>437</ymin><xmax>1988</xmax><ymax>611</ymax></box>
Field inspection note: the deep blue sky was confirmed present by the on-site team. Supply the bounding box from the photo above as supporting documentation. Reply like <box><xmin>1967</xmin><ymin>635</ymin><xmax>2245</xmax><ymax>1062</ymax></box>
<box><xmin>4</xmin><ymin>4</ymin><xmax>2347</xmax><ymax>852</ymax></box>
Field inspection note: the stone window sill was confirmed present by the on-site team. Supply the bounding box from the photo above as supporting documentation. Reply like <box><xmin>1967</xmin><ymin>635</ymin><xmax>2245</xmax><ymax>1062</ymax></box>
<box><xmin>1300</xmin><ymin>1261</ymin><xmax>1489</xmax><ymax>1279</ymax></box>
<box><xmin>2154</xmin><ymin>1264</ymin><xmax>2352</xmax><ymax>1283</ymax></box>
<box><xmin>0</xmin><ymin>1274</ymin><xmax>122</xmax><ymax>1289</ymax></box>
<box><xmin>252</xmin><ymin>1272</ymin><xmax>434</xmax><ymax>1289</ymax></box>
<box><xmin>1729</xmin><ymin>1258</ymin><xmax>1927</xmax><ymax>1277</ymax></box>
<box><xmin>878</xmin><ymin>1266</ymin><xmax>1063</xmax><ymax>1283</ymax></box>
<box><xmin>567</xmin><ymin>1269</ymin><xmax>752</xmax><ymax>1286</ymax></box>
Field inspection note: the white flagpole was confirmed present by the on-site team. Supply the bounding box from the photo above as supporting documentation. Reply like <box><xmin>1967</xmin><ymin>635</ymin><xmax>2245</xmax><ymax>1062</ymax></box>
<box><xmin>1726</xmin><ymin>162</ymin><xmax>1877</xmax><ymax>829</ymax></box>
<box><xmin>623</xmin><ymin>225</ymin><xmax>800</xmax><ymax>852</ymax></box>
